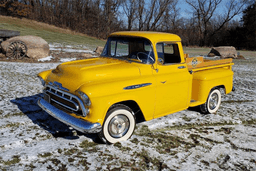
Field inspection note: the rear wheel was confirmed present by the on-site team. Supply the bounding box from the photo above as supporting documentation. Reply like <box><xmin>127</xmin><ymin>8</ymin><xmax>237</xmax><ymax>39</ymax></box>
<box><xmin>98</xmin><ymin>104</ymin><xmax>136</xmax><ymax>144</ymax></box>
<box><xmin>200</xmin><ymin>89</ymin><xmax>221</xmax><ymax>114</ymax></box>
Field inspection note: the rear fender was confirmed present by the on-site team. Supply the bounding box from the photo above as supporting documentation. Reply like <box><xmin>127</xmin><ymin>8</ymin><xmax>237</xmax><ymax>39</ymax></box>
<box><xmin>191</xmin><ymin>68</ymin><xmax>233</xmax><ymax>103</ymax></box>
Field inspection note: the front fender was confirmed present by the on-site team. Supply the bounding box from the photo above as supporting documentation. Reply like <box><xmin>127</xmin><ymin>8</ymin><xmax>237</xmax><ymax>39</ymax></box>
<box><xmin>77</xmin><ymin>77</ymin><xmax>156</xmax><ymax>125</ymax></box>
<box><xmin>38</xmin><ymin>69</ymin><xmax>53</xmax><ymax>81</ymax></box>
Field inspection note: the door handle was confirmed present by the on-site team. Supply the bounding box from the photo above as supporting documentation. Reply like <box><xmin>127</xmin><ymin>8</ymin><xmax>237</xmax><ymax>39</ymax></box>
<box><xmin>178</xmin><ymin>66</ymin><xmax>186</xmax><ymax>69</ymax></box>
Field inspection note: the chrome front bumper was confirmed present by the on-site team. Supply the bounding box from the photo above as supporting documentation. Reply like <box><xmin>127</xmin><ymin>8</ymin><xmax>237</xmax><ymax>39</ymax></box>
<box><xmin>38</xmin><ymin>98</ymin><xmax>102</xmax><ymax>133</ymax></box>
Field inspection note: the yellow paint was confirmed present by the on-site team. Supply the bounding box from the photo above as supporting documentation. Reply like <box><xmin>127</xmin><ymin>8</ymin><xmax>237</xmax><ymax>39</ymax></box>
<box><xmin>38</xmin><ymin>31</ymin><xmax>234</xmax><ymax>125</ymax></box>
<box><xmin>190</xmin><ymin>67</ymin><xmax>233</xmax><ymax>105</ymax></box>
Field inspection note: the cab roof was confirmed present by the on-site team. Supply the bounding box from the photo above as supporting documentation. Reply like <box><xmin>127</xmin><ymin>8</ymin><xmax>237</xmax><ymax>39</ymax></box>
<box><xmin>109</xmin><ymin>31</ymin><xmax>182</xmax><ymax>42</ymax></box>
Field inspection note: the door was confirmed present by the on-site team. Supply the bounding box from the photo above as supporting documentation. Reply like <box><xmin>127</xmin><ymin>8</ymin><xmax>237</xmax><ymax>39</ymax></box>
<box><xmin>154</xmin><ymin>43</ymin><xmax>191</xmax><ymax>118</ymax></box>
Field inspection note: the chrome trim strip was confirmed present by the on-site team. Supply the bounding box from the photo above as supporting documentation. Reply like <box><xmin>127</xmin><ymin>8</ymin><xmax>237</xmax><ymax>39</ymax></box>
<box><xmin>46</xmin><ymin>84</ymin><xmax>88</xmax><ymax>117</ymax></box>
<box><xmin>178</xmin><ymin>66</ymin><xmax>186</xmax><ymax>69</ymax></box>
<box><xmin>124</xmin><ymin>83</ymin><xmax>152</xmax><ymax>90</ymax></box>
<box><xmin>38</xmin><ymin>98</ymin><xmax>101</xmax><ymax>133</ymax></box>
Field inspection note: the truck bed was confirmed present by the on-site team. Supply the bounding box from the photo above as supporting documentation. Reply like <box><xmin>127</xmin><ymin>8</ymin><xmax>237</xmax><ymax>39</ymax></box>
<box><xmin>185</xmin><ymin>56</ymin><xmax>233</xmax><ymax>71</ymax></box>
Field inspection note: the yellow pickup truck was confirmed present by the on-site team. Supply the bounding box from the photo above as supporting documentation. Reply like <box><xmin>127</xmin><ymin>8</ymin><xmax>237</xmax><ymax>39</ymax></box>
<box><xmin>38</xmin><ymin>31</ymin><xmax>234</xmax><ymax>143</ymax></box>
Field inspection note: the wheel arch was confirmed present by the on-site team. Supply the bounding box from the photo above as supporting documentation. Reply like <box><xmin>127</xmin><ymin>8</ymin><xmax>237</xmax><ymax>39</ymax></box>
<box><xmin>204</xmin><ymin>85</ymin><xmax>226</xmax><ymax>100</ymax></box>
<box><xmin>214</xmin><ymin>85</ymin><xmax>226</xmax><ymax>94</ymax></box>
<box><xmin>107</xmin><ymin>100</ymin><xmax>145</xmax><ymax>123</ymax></box>
<box><xmin>196</xmin><ymin>84</ymin><xmax>226</xmax><ymax>105</ymax></box>
<box><xmin>205</xmin><ymin>84</ymin><xmax>225</xmax><ymax>102</ymax></box>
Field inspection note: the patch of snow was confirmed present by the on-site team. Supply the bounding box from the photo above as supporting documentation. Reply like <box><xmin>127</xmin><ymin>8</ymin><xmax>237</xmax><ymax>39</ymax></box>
<box><xmin>203</xmin><ymin>55</ymin><xmax>221</xmax><ymax>59</ymax></box>
<box><xmin>60</xmin><ymin>58</ymin><xmax>77</xmax><ymax>62</ymax></box>
<box><xmin>38</xmin><ymin>56</ymin><xmax>53</xmax><ymax>62</ymax></box>
<box><xmin>49</xmin><ymin>43</ymin><xmax>94</xmax><ymax>54</ymax></box>
<box><xmin>61</xmin><ymin>49</ymin><xmax>93</xmax><ymax>53</ymax></box>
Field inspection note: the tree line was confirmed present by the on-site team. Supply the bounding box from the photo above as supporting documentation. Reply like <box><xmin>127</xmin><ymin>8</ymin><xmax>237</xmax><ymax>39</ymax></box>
<box><xmin>0</xmin><ymin>0</ymin><xmax>255</xmax><ymax>50</ymax></box>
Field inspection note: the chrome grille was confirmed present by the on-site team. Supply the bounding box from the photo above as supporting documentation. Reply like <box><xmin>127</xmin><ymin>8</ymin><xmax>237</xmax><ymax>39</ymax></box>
<box><xmin>46</xmin><ymin>88</ymin><xmax>79</xmax><ymax>111</ymax></box>
<box><xmin>44</xmin><ymin>83</ymin><xmax>88</xmax><ymax>117</ymax></box>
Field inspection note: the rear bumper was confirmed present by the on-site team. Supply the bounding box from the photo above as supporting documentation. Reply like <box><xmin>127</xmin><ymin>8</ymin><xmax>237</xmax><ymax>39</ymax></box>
<box><xmin>38</xmin><ymin>98</ymin><xmax>102</xmax><ymax>133</ymax></box>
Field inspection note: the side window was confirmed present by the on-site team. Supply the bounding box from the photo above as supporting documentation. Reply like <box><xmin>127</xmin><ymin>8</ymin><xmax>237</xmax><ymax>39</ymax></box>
<box><xmin>156</xmin><ymin>43</ymin><xmax>181</xmax><ymax>64</ymax></box>
<box><xmin>164</xmin><ymin>43</ymin><xmax>174</xmax><ymax>54</ymax></box>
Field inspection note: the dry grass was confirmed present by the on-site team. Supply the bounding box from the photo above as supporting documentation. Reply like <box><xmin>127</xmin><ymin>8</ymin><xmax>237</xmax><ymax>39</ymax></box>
<box><xmin>1</xmin><ymin>15</ymin><xmax>90</xmax><ymax>37</ymax></box>
<box><xmin>0</xmin><ymin>15</ymin><xmax>105</xmax><ymax>49</ymax></box>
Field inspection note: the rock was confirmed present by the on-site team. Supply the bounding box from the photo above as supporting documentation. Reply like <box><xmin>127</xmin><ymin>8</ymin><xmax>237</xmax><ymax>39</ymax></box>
<box><xmin>94</xmin><ymin>46</ymin><xmax>104</xmax><ymax>54</ymax></box>
<box><xmin>208</xmin><ymin>53</ymin><xmax>216</xmax><ymax>57</ymax></box>
<box><xmin>237</xmin><ymin>54</ymin><xmax>245</xmax><ymax>59</ymax></box>
<box><xmin>208</xmin><ymin>46</ymin><xmax>237</xmax><ymax>59</ymax></box>
<box><xmin>1</xmin><ymin>35</ymin><xmax>49</xmax><ymax>59</ymax></box>
<box><xmin>82</xmin><ymin>53</ymin><xmax>93</xmax><ymax>58</ymax></box>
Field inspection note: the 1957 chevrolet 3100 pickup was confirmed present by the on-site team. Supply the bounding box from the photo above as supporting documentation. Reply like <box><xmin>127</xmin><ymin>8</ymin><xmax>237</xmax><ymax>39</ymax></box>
<box><xmin>38</xmin><ymin>31</ymin><xmax>234</xmax><ymax>143</ymax></box>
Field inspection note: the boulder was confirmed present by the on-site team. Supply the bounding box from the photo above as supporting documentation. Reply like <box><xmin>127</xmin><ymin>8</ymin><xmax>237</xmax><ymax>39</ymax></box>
<box><xmin>208</xmin><ymin>53</ymin><xmax>216</xmax><ymax>57</ymax></box>
<box><xmin>1</xmin><ymin>35</ymin><xmax>49</xmax><ymax>59</ymax></box>
<box><xmin>208</xmin><ymin>46</ymin><xmax>237</xmax><ymax>59</ymax></box>
<box><xmin>82</xmin><ymin>53</ymin><xmax>93</xmax><ymax>58</ymax></box>
<box><xmin>237</xmin><ymin>54</ymin><xmax>245</xmax><ymax>59</ymax></box>
<box><xmin>94</xmin><ymin>46</ymin><xmax>104</xmax><ymax>54</ymax></box>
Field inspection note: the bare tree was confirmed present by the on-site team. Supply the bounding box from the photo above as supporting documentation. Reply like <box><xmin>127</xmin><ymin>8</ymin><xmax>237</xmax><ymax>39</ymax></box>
<box><xmin>186</xmin><ymin>0</ymin><xmax>248</xmax><ymax>46</ymax></box>
<box><xmin>122</xmin><ymin>0</ymin><xmax>137</xmax><ymax>30</ymax></box>
<box><xmin>103</xmin><ymin>0</ymin><xmax>122</xmax><ymax>36</ymax></box>
<box><xmin>160</xmin><ymin>0</ymin><xmax>180</xmax><ymax>32</ymax></box>
<box><xmin>137</xmin><ymin>0</ymin><xmax>145</xmax><ymax>31</ymax></box>
<box><xmin>211</xmin><ymin>0</ymin><xmax>248</xmax><ymax>36</ymax></box>
<box><xmin>0</xmin><ymin>0</ymin><xmax>32</xmax><ymax>17</ymax></box>
<box><xmin>134</xmin><ymin>0</ymin><xmax>175</xmax><ymax>31</ymax></box>
<box><xmin>150</xmin><ymin>0</ymin><xmax>174</xmax><ymax>30</ymax></box>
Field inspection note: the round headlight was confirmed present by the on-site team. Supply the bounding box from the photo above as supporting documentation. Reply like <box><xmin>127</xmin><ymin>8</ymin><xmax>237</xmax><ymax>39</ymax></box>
<box><xmin>38</xmin><ymin>76</ymin><xmax>45</xmax><ymax>86</ymax></box>
<box><xmin>78</xmin><ymin>91</ymin><xmax>91</xmax><ymax>107</ymax></box>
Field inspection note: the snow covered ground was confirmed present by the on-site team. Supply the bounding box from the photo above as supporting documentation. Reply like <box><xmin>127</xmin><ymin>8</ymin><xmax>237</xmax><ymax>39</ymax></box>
<box><xmin>38</xmin><ymin>44</ymin><xmax>98</xmax><ymax>62</ymax></box>
<box><xmin>0</xmin><ymin>49</ymin><xmax>255</xmax><ymax>170</ymax></box>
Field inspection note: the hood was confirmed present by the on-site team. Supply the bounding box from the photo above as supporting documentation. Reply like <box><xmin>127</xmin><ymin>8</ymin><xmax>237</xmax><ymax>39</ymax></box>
<box><xmin>46</xmin><ymin>57</ymin><xmax>141</xmax><ymax>92</ymax></box>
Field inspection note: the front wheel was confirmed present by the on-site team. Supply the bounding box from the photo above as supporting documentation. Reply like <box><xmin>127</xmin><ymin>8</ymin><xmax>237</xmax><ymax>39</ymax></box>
<box><xmin>98</xmin><ymin>104</ymin><xmax>136</xmax><ymax>144</ymax></box>
<box><xmin>200</xmin><ymin>89</ymin><xmax>221</xmax><ymax>114</ymax></box>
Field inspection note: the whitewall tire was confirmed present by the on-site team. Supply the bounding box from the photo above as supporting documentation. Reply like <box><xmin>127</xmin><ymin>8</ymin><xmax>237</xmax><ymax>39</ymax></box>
<box><xmin>98</xmin><ymin>105</ymin><xmax>136</xmax><ymax>144</ymax></box>
<box><xmin>200</xmin><ymin>89</ymin><xmax>221</xmax><ymax>114</ymax></box>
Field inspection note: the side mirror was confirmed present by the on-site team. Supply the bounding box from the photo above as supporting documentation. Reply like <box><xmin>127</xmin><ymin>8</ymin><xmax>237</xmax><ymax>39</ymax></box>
<box><xmin>157</xmin><ymin>58</ymin><xmax>164</xmax><ymax>65</ymax></box>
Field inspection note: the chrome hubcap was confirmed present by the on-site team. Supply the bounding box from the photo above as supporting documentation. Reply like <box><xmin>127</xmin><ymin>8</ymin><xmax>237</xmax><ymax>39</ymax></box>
<box><xmin>209</xmin><ymin>93</ymin><xmax>218</xmax><ymax>110</ymax></box>
<box><xmin>108</xmin><ymin>115</ymin><xmax>130</xmax><ymax>138</ymax></box>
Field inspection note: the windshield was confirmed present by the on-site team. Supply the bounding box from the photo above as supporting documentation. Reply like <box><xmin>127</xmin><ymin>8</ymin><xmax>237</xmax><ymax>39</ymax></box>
<box><xmin>101</xmin><ymin>37</ymin><xmax>155</xmax><ymax>64</ymax></box>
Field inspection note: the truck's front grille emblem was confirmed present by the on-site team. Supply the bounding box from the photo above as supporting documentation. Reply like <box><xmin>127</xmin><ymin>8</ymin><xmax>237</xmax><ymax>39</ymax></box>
<box><xmin>52</xmin><ymin>81</ymin><xmax>70</xmax><ymax>92</ymax></box>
